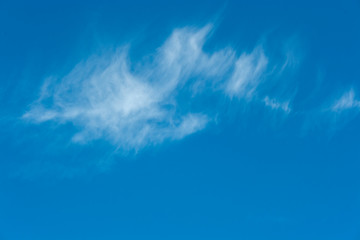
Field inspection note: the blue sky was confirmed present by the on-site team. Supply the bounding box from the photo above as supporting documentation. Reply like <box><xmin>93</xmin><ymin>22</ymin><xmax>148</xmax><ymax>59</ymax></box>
<box><xmin>1</xmin><ymin>0</ymin><xmax>360</xmax><ymax>239</ymax></box>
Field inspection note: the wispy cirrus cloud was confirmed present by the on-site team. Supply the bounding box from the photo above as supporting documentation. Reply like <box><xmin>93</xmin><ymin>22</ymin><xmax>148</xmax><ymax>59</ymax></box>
<box><xmin>300</xmin><ymin>88</ymin><xmax>360</xmax><ymax>136</ymax></box>
<box><xmin>225</xmin><ymin>47</ymin><xmax>268</xmax><ymax>99</ymax></box>
<box><xmin>23</xmin><ymin>24</ymin><xmax>293</xmax><ymax>150</ymax></box>
<box><xmin>331</xmin><ymin>89</ymin><xmax>360</xmax><ymax>112</ymax></box>
<box><xmin>263</xmin><ymin>96</ymin><xmax>291</xmax><ymax>113</ymax></box>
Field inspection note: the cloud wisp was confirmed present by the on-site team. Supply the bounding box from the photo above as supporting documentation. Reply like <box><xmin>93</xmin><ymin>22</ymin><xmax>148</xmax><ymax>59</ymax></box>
<box><xmin>23</xmin><ymin>24</ymin><xmax>292</xmax><ymax>150</ymax></box>
<box><xmin>331</xmin><ymin>89</ymin><xmax>360</xmax><ymax>112</ymax></box>
<box><xmin>263</xmin><ymin>96</ymin><xmax>291</xmax><ymax>113</ymax></box>
<box><xmin>225</xmin><ymin>47</ymin><xmax>268</xmax><ymax>99</ymax></box>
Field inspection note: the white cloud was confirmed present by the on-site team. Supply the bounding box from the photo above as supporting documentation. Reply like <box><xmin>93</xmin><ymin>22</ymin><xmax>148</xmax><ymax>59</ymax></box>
<box><xmin>23</xmin><ymin>24</ymin><xmax>275</xmax><ymax>150</ymax></box>
<box><xmin>331</xmin><ymin>89</ymin><xmax>360</xmax><ymax>112</ymax></box>
<box><xmin>225</xmin><ymin>47</ymin><xmax>268</xmax><ymax>99</ymax></box>
<box><xmin>263</xmin><ymin>96</ymin><xmax>291</xmax><ymax>113</ymax></box>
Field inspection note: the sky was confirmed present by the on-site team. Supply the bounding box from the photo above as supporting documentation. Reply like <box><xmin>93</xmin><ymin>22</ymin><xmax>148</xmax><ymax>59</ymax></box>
<box><xmin>0</xmin><ymin>0</ymin><xmax>360</xmax><ymax>239</ymax></box>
